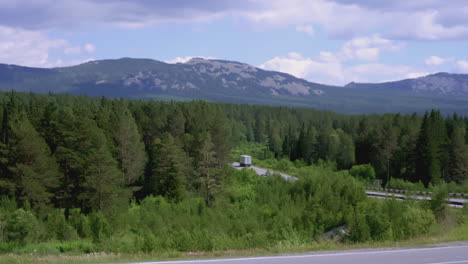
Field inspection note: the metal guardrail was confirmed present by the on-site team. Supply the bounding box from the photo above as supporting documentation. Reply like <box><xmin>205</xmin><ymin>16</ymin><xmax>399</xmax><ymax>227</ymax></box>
<box><xmin>365</xmin><ymin>190</ymin><xmax>467</xmax><ymax>208</ymax></box>
<box><xmin>365</xmin><ymin>187</ymin><xmax>468</xmax><ymax>198</ymax></box>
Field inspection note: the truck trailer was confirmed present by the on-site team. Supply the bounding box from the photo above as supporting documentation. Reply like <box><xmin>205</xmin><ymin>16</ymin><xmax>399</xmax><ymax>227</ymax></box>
<box><xmin>240</xmin><ymin>155</ymin><xmax>252</xmax><ymax>167</ymax></box>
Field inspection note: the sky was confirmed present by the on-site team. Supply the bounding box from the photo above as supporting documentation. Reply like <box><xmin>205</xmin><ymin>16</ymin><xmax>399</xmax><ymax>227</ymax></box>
<box><xmin>1</xmin><ymin>0</ymin><xmax>468</xmax><ymax>86</ymax></box>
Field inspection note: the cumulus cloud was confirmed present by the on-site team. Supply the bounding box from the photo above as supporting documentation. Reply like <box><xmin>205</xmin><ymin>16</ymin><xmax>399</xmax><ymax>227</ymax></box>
<box><xmin>456</xmin><ymin>60</ymin><xmax>468</xmax><ymax>73</ymax></box>
<box><xmin>339</xmin><ymin>35</ymin><xmax>403</xmax><ymax>61</ymax></box>
<box><xmin>84</xmin><ymin>43</ymin><xmax>96</xmax><ymax>53</ymax></box>
<box><xmin>0</xmin><ymin>25</ymin><xmax>67</xmax><ymax>67</ymax></box>
<box><xmin>260</xmin><ymin>49</ymin><xmax>423</xmax><ymax>85</ymax></box>
<box><xmin>403</xmin><ymin>72</ymin><xmax>430</xmax><ymax>79</ymax></box>
<box><xmin>165</xmin><ymin>56</ymin><xmax>218</xmax><ymax>64</ymax></box>
<box><xmin>240</xmin><ymin>0</ymin><xmax>468</xmax><ymax>40</ymax></box>
<box><xmin>295</xmin><ymin>24</ymin><xmax>314</xmax><ymax>36</ymax></box>
<box><xmin>259</xmin><ymin>52</ymin><xmax>345</xmax><ymax>84</ymax></box>
<box><xmin>2</xmin><ymin>0</ymin><xmax>468</xmax><ymax>41</ymax></box>
<box><xmin>0</xmin><ymin>25</ymin><xmax>96</xmax><ymax>67</ymax></box>
<box><xmin>424</xmin><ymin>56</ymin><xmax>453</xmax><ymax>66</ymax></box>
<box><xmin>313</xmin><ymin>35</ymin><xmax>403</xmax><ymax>64</ymax></box>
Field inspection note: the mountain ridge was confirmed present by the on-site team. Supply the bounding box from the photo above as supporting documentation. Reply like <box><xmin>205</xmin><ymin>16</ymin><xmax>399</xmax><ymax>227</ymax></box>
<box><xmin>1</xmin><ymin>57</ymin><xmax>468</xmax><ymax>114</ymax></box>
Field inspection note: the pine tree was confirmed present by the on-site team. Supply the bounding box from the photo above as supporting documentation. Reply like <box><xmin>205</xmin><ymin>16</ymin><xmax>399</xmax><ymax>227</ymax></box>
<box><xmin>8</xmin><ymin>113</ymin><xmax>60</xmax><ymax>212</ymax></box>
<box><xmin>209</xmin><ymin>107</ymin><xmax>231</xmax><ymax>168</ymax></box>
<box><xmin>82</xmin><ymin>126</ymin><xmax>129</xmax><ymax>214</ymax></box>
<box><xmin>197</xmin><ymin>133</ymin><xmax>221</xmax><ymax>206</ymax></box>
<box><xmin>113</xmin><ymin>107</ymin><xmax>146</xmax><ymax>186</ymax></box>
<box><xmin>372</xmin><ymin>125</ymin><xmax>398</xmax><ymax>183</ymax></box>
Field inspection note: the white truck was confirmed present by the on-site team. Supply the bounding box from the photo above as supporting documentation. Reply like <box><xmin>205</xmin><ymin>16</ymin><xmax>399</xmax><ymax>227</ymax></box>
<box><xmin>240</xmin><ymin>155</ymin><xmax>252</xmax><ymax>167</ymax></box>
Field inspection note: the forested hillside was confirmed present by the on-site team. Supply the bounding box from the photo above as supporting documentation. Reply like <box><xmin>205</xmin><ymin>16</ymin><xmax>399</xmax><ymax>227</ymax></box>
<box><xmin>0</xmin><ymin>92</ymin><xmax>467</xmax><ymax>255</ymax></box>
<box><xmin>3</xmin><ymin>59</ymin><xmax>468</xmax><ymax>115</ymax></box>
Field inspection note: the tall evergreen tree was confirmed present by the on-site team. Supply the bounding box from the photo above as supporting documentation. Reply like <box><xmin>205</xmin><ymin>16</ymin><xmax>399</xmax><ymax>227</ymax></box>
<box><xmin>447</xmin><ymin>123</ymin><xmax>468</xmax><ymax>183</ymax></box>
<box><xmin>81</xmin><ymin>126</ymin><xmax>129</xmax><ymax>214</ymax></box>
<box><xmin>8</xmin><ymin>113</ymin><xmax>60</xmax><ymax>212</ymax></box>
<box><xmin>197</xmin><ymin>133</ymin><xmax>222</xmax><ymax>206</ymax></box>
<box><xmin>355</xmin><ymin>118</ymin><xmax>372</xmax><ymax>165</ymax></box>
<box><xmin>415</xmin><ymin>112</ymin><xmax>432</xmax><ymax>185</ymax></box>
<box><xmin>148</xmin><ymin>133</ymin><xmax>190</xmax><ymax>202</ymax></box>
<box><xmin>113</xmin><ymin>107</ymin><xmax>146</xmax><ymax>186</ymax></box>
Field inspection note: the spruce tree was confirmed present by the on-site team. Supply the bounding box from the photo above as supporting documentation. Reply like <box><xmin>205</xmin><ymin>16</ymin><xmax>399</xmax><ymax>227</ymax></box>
<box><xmin>447</xmin><ymin>123</ymin><xmax>468</xmax><ymax>183</ymax></box>
<box><xmin>415</xmin><ymin>112</ymin><xmax>432</xmax><ymax>185</ymax></box>
<box><xmin>149</xmin><ymin>133</ymin><xmax>190</xmax><ymax>202</ymax></box>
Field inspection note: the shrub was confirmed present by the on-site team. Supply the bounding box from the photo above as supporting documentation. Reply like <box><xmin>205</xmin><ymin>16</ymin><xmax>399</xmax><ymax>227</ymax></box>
<box><xmin>349</xmin><ymin>164</ymin><xmax>375</xmax><ymax>182</ymax></box>
<box><xmin>430</xmin><ymin>184</ymin><xmax>449</xmax><ymax>220</ymax></box>
<box><xmin>6</xmin><ymin>209</ymin><xmax>38</xmax><ymax>243</ymax></box>
<box><xmin>88</xmin><ymin>212</ymin><xmax>111</xmax><ymax>243</ymax></box>
<box><xmin>45</xmin><ymin>210</ymin><xmax>78</xmax><ymax>241</ymax></box>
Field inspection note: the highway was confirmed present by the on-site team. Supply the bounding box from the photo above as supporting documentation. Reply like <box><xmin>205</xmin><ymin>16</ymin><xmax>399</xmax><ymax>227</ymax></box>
<box><xmin>120</xmin><ymin>244</ymin><xmax>468</xmax><ymax>264</ymax></box>
<box><xmin>231</xmin><ymin>162</ymin><xmax>296</xmax><ymax>180</ymax></box>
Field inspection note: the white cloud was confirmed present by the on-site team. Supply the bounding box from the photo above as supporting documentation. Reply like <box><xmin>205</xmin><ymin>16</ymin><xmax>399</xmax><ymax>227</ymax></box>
<box><xmin>404</xmin><ymin>72</ymin><xmax>430</xmax><ymax>79</ymax></box>
<box><xmin>3</xmin><ymin>0</ymin><xmax>468</xmax><ymax>41</ymax></box>
<box><xmin>456</xmin><ymin>60</ymin><xmax>468</xmax><ymax>73</ymax></box>
<box><xmin>0</xmin><ymin>26</ymin><xmax>67</xmax><ymax>67</ymax></box>
<box><xmin>0</xmin><ymin>25</ymin><xmax>96</xmax><ymax>67</ymax></box>
<box><xmin>259</xmin><ymin>52</ymin><xmax>345</xmax><ymax>85</ymax></box>
<box><xmin>295</xmin><ymin>24</ymin><xmax>314</xmax><ymax>36</ymax></box>
<box><xmin>424</xmin><ymin>56</ymin><xmax>453</xmax><ymax>66</ymax></box>
<box><xmin>241</xmin><ymin>0</ymin><xmax>468</xmax><ymax>41</ymax></box>
<box><xmin>165</xmin><ymin>56</ymin><xmax>217</xmax><ymax>64</ymax></box>
<box><xmin>323</xmin><ymin>35</ymin><xmax>403</xmax><ymax>62</ymax></box>
<box><xmin>84</xmin><ymin>43</ymin><xmax>96</xmax><ymax>53</ymax></box>
<box><xmin>388</xmin><ymin>10</ymin><xmax>468</xmax><ymax>40</ymax></box>
<box><xmin>260</xmin><ymin>51</ymin><xmax>422</xmax><ymax>85</ymax></box>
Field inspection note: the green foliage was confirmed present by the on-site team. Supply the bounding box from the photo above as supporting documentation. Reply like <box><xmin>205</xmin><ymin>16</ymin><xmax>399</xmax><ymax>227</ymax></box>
<box><xmin>429</xmin><ymin>184</ymin><xmax>449</xmax><ymax>220</ymax></box>
<box><xmin>346</xmin><ymin>199</ymin><xmax>435</xmax><ymax>242</ymax></box>
<box><xmin>6</xmin><ymin>208</ymin><xmax>39</xmax><ymax>244</ymax></box>
<box><xmin>44</xmin><ymin>209</ymin><xmax>78</xmax><ymax>241</ymax></box>
<box><xmin>349</xmin><ymin>164</ymin><xmax>376</xmax><ymax>182</ymax></box>
<box><xmin>88</xmin><ymin>212</ymin><xmax>111</xmax><ymax>244</ymax></box>
<box><xmin>386</xmin><ymin>178</ymin><xmax>426</xmax><ymax>191</ymax></box>
<box><xmin>0</xmin><ymin>92</ymin><xmax>466</xmax><ymax>255</ymax></box>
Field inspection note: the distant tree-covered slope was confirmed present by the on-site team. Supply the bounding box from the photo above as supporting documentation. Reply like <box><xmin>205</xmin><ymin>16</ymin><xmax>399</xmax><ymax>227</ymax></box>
<box><xmin>2</xmin><ymin>58</ymin><xmax>468</xmax><ymax>114</ymax></box>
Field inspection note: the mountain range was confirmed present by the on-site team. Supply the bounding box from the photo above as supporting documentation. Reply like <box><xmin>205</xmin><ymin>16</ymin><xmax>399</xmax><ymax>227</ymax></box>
<box><xmin>1</xmin><ymin>57</ymin><xmax>468</xmax><ymax>114</ymax></box>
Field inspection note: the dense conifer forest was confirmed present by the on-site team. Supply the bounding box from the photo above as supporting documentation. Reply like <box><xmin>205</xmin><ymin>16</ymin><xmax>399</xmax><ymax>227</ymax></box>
<box><xmin>0</xmin><ymin>91</ymin><xmax>467</xmax><ymax>254</ymax></box>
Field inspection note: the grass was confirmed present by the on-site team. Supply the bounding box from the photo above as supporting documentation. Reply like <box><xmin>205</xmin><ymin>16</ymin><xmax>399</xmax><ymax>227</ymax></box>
<box><xmin>2</xmin><ymin>215</ymin><xmax>467</xmax><ymax>264</ymax></box>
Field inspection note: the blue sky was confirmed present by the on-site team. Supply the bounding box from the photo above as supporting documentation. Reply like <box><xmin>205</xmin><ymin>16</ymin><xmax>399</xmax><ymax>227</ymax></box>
<box><xmin>1</xmin><ymin>0</ymin><xmax>468</xmax><ymax>85</ymax></box>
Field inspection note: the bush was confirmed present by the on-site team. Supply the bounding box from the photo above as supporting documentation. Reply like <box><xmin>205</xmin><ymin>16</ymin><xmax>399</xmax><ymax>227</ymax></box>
<box><xmin>386</xmin><ymin>178</ymin><xmax>425</xmax><ymax>191</ymax></box>
<box><xmin>45</xmin><ymin>210</ymin><xmax>78</xmax><ymax>241</ymax></box>
<box><xmin>88</xmin><ymin>212</ymin><xmax>111</xmax><ymax>243</ymax></box>
<box><xmin>401</xmin><ymin>206</ymin><xmax>435</xmax><ymax>238</ymax></box>
<box><xmin>430</xmin><ymin>184</ymin><xmax>449</xmax><ymax>220</ymax></box>
<box><xmin>68</xmin><ymin>209</ymin><xmax>92</xmax><ymax>238</ymax></box>
<box><xmin>6</xmin><ymin>209</ymin><xmax>39</xmax><ymax>243</ymax></box>
<box><xmin>349</xmin><ymin>164</ymin><xmax>375</xmax><ymax>183</ymax></box>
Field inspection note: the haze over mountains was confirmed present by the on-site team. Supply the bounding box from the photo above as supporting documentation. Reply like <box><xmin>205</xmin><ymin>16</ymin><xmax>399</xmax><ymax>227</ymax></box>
<box><xmin>1</xmin><ymin>57</ymin><xmax>468</xmax><ymax>114</ymax></box>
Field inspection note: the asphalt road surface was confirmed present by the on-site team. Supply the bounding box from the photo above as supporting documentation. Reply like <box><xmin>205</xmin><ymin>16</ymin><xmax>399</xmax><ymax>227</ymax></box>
<box><xmin>120</xmin><ymin>244</ymin><xmax>468</xmax><ymax>264</ymax></box>
<box><xmin>231</xmin><ymin>162</ymin><xmax>296</xmax><ymax>180</ymax></box>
